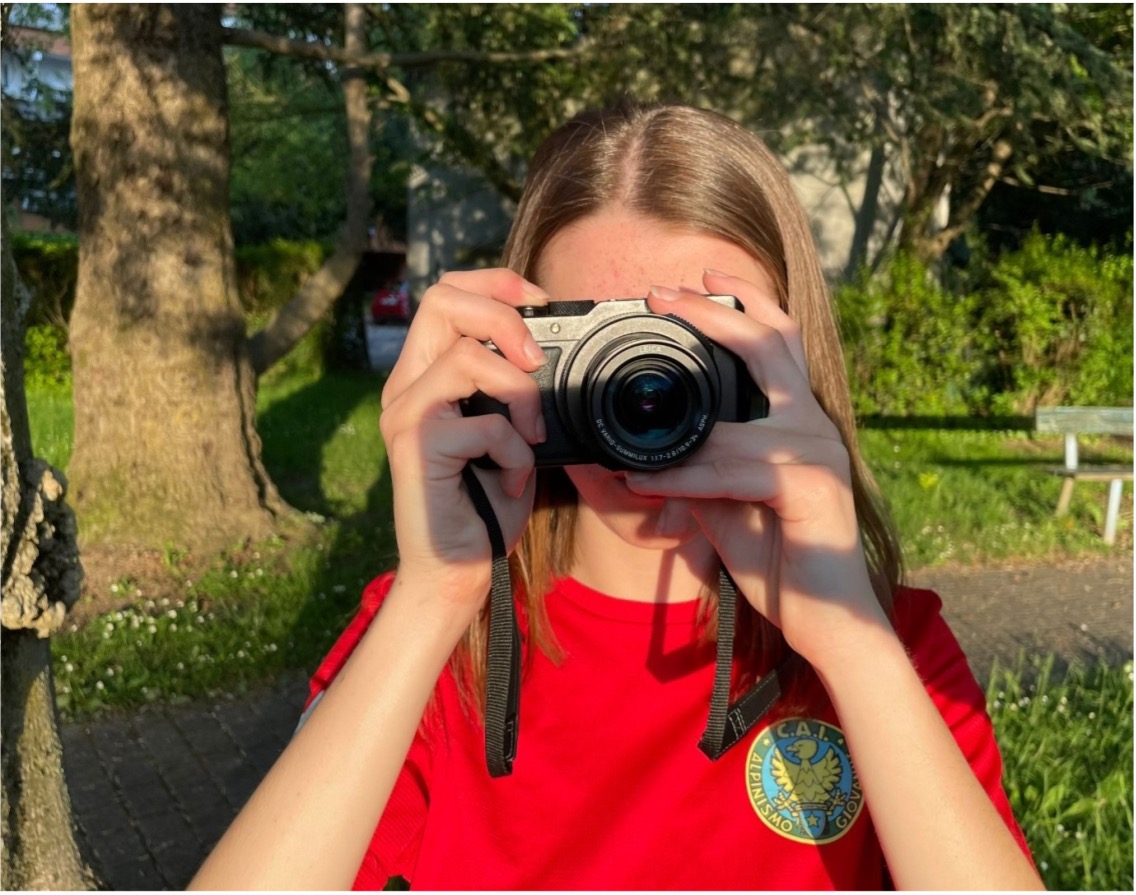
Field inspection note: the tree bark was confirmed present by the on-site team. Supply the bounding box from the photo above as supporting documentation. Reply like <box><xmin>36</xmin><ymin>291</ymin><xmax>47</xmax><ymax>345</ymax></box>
<box><xmin>68</xmin><ymin>5</ymin><xmax>289</xmax><ymax>554</ymax></box>
<box><xmin>246</xmin><ymin>3</ymin><xmax>374</xmax><ymax>375</ymax></box>
<box><xmin>2</xmin><ymin>212</ymin><xmax>94</xmax><ymax>890</ymax></box>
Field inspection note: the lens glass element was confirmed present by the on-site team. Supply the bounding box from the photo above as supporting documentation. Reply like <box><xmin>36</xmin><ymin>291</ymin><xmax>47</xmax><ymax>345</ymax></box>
<box><xmin>612</xmin><ymin>368</ymin><xmax>689</xmax><ymax>445</ymax></box>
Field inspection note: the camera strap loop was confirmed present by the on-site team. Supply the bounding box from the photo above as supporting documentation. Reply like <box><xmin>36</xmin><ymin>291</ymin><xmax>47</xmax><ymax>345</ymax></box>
<box><xmin>697</xmin><ymin>568</ymin><xmax>796</xmax><ymax>759</ymax></box>
<box><xmin>463</xmin><ymin>462</ymin><xmax>789</xmax><ymax>777</ymax></box>
<box><xmin>461</xmin><ymin>465</ymin><xmax>521</xmax><ymax>778</ymax></box>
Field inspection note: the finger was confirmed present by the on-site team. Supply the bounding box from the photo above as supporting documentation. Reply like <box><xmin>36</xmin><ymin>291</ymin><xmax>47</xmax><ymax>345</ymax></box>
<box><xmin>384</xmin><ymin>271</ymin><xmax>549</xmax><ymax>407</ymax></box>
<box><xmin>645</xmin><ymin>286</ymin><xmax>811</xmax><ymax>413</ymax></box>
<box><xmin>382</xmin><ymin>336</ymin><xmax>545</xmax><ymax>446</ymax></box>
<box><xmin>700</xmin><ymin>269</ymin><xmax>808</xmax><ymax>376</ymax></box>
<box><xmin>630</xmin><ymin>420</ymin><xmax>848</xmax><ymax>480</ymax></box>
<box><xmin>423</xmin><ymin>416</ymin><xmax>536</xmax><ymax>499</ymax></box>
<box><xmin>626</xmin><ymin>459</ymin><xmax>855</xmax><ymax>540</ymax></box>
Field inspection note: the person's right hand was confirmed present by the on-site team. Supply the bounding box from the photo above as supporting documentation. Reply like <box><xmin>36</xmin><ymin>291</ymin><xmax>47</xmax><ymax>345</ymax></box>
<box><xmin>379</xmin><ymin>269</ymin><xmax>551</xmax><ymax>627</ymax></box>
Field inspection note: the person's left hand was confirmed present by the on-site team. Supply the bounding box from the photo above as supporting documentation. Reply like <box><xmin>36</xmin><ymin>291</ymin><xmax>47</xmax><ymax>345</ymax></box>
<box><xmin>624</xmin><ymin>270</ymin><xmax>888</xmax><ymax>667</ymax></box>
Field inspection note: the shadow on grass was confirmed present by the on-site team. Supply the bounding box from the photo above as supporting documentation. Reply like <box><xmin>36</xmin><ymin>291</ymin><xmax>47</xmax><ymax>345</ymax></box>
<box><xmin>272</xmin><ymin>373</ymin><xmax>399</xmax><ymax>684</ymax></box>
<box><xmin>258</xmin><ymin>371</ymin><xmax>379</xmax><ymax>517</ymax></box>
<box><xmin>859</xmin><ymin>414</ymin><xmax>1035</xmax><ymax>431</ymax></box>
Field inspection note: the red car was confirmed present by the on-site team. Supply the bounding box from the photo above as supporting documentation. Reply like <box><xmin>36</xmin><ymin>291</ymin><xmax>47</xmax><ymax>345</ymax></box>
<box><xmin>370</xmin><ymin>285</ymin><xmax>410</xmax><ymax>324</ymax></box>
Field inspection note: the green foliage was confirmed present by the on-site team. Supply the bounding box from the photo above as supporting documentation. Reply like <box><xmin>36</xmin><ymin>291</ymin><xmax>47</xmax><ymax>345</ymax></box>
<box><xmin>839</xmin><ymin>237</ymin><xmax>1134</xmax><ymax>417</ymax></box>
<box><xmin>838</xmin><ymin>255</ymin><xmax>983</xmax><ymax>416</ymax></box>
<box><xmin>10</xmin><ymin>231</ymin><xmax>78</xmax><ymax>326</ymax></box>
<box><xmin>235</xmin><ymin>239</ymin><xmax>328</xmax><ymax>314</ymax></box>
<box><xmin>976</xmin><ymin>232</ymin><xmax>1134</xmax><ymax>414</ymax></box>
<box><xmin>23</xmin><ymin>323</ymin><xmax>70</xmax><ymax>390</ymax></box>
<box><xmin>990</xmin><ymin>656</ymin><xmax>1134</xmax><ymax>891</ymax></box>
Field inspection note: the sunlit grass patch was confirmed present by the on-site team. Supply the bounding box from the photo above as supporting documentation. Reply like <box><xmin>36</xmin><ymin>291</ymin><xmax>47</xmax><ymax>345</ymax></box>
<box><xmin>990</xmin><ymin>655</ymin><xmax>1134</xmax><ymax>891</ymax></box>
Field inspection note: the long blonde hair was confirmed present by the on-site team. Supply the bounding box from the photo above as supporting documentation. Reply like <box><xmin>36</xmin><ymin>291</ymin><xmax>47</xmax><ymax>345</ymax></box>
<box><xmin>450</xmin><ymin>102</ymin><xmax>903</xmax><ymax>715</ymax></box>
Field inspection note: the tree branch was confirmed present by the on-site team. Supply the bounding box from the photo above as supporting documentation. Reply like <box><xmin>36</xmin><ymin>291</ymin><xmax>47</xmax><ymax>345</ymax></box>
<box><xmin>222</xmin><ymin>26</ymin><xmax>589</xmax><ymax>72</ymax></box>
<box><xmin>246</xmin><ymin>4</ymin><xmax>375</xmax><ymax>376</ymax></box>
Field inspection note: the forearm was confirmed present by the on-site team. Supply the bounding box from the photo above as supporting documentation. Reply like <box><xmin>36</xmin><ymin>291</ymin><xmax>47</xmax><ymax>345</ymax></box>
<box><xmin>812</xmin><ymin>609</ymin><xmax>1043</xmax><ymax>891</ymax></box>
<box><xmin>189</xmin><ymin>573</ymin><xmax>471</xmax><ymax>890</ymax></box>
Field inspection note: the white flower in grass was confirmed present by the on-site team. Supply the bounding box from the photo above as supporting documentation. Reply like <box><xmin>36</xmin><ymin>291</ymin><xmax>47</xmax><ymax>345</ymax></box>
<box><xmin>230</xmin><ymin>570</ymin><xmax>238</xmax><ymax>579</ymax></box>
<box><xmin>95</xmin><ymin>681</ymin><xmax>105</xmax><ymax>691</ymax></box>
<box><xmin>65</xmin><ymin>663</ymin><xmax>74</xmax><ymax>673</ymax></box>
<box><xmin>197</xmin><ymin>615</ymin><xmax>205</xmax><ymax>625</ymax></box>
<box><xmin>148</xmin><ymin>625</ymin><xmax>157</xmax><ymax>634</ymax></box>
<box><xmin>105</xmin><ymin>623</ymin><xmax>115</xmax><ymax>633</ymax></box>
<box><xmin>170</xmin><ymin>624</ymin><xmax>178</xmax><ymax>632</ymax></box>
<box><xmin>167</xmin><ymin>609</ymin><xmax>177</xmax><ymax>619</ymax></box>
<box><xmin>177</xmin><ymin>662</ymin><xmax>185</xmax><ymax>671</ymax></box>
<box><xmin>110</xmin><ymin>583</ymin><xmax>120</xmax><ymax>593</ymax></box>
<box><xmin>105</xmin><ymin>668</ymin><xmax>114</xmax><ymax>677</ymax></box>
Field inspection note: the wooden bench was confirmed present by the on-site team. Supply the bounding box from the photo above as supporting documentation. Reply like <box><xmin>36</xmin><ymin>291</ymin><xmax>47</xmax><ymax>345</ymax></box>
<box><xmin>1036</xmin><ymin>406</ymin><xmax>1134</xmax><ymax>545</ymax></box>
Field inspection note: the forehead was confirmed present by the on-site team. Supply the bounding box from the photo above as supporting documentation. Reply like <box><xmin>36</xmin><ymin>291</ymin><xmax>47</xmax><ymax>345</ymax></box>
<box><xmin>534</xmin><ymin>209</ymin><xmax>771</xmax><ymax>300</ymax></box>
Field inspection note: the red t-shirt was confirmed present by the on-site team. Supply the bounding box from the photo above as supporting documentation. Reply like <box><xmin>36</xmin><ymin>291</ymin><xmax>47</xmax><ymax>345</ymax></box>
<box><xmin>307</xmin><ymin>574</ymin><xmax>1033</xmax><ymax>889</ymax></box>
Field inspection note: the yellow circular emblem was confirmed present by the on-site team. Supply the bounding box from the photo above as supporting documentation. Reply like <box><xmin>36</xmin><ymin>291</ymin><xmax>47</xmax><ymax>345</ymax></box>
<box><xmin>745</xmin><ymin>717</ymin><xmax>863</xmax><ymax>844</ymax></box>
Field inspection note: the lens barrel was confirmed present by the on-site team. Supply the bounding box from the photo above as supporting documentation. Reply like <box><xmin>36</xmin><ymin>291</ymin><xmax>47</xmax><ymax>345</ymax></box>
<box><xmin>565</xmin><ymin>319</ymin><xmax>721</xmax><ymax>470</ymax></box>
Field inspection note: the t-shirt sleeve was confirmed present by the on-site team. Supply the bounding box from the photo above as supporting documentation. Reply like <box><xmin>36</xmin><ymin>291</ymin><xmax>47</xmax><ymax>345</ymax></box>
<box><xmin>304</xmin><ymin>571</ymin><xmax>433</xmax><ymax>888</ymax></box>
<box><xmin>891</xmin><ymin>586</ymin><xmax>1035</xmax><ymax>866</ymax></box>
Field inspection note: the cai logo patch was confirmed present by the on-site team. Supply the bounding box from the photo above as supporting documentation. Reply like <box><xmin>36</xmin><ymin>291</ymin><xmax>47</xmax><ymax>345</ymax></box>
<box><xmin>746</xmin><ymin>717</ymin><xmax>863</xmax><ymax>844</ymax></box>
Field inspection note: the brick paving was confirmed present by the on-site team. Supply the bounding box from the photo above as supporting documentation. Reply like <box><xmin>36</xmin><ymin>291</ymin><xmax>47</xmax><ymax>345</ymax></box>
<box><xmin>60</xmin><ymin>557</ymin><xmax>1133</xmax><ymax>890</ymax></box>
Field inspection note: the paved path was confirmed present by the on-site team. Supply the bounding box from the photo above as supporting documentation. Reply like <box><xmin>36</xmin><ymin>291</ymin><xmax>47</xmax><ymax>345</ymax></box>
<box><xmin>60</xmin><ymin>558</ymin><xmax>1132</xmax><ymax>889</ymax></box>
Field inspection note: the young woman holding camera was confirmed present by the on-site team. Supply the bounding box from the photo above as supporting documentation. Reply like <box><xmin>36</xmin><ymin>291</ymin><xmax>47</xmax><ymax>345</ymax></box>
<box><xmin>192</xmin><ymin>103</ymin><xmax>1042</xmax><ymax>890</ymax></box>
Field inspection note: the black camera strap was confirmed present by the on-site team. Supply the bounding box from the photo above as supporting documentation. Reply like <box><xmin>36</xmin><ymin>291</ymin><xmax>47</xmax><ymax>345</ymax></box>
<box><xmin>461</xmin><ymin>465</ymin><xmax>521</xmax><ymax>777</ymax></box>
<box><xmin>461</xmin><ymin>463</ymin><xmax>791</xmax><ymax>777</ymax></box>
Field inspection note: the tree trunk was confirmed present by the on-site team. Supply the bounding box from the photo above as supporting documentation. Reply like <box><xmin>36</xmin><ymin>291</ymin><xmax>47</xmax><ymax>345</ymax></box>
<box><xmin>2</xmin><ymin>213</ymin><xmax>94</xmax><ymax>890</ymax></box>
<box><xmin>843</xmin><ymin>142</ymin><xmax>887</xmax><ymax>280</ymax></box>
<box><xmin>68</xmin><ymin>5</ymin><xmax>289</xmax><ymax>554</ymax></box>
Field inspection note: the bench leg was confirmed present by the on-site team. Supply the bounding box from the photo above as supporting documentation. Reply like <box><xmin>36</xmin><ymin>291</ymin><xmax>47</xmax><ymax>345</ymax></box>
<box><xmin>1104</xmin><ymin>479</ymin><xmax>1125</xmax><ymax>545</ymax></box>
<box><xmin>1056</xmin><ymin>477</ymin><xmax>1075</xmax><ymax>517</ymax></box>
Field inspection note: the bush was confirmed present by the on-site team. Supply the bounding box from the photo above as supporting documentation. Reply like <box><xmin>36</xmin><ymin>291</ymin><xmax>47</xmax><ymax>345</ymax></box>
<box><xmin>836</xmin><ymin>254</ymin><xmax>984</xmax><ymax>417</ymax></box>
<box><xmin>23</xmin><ymin>324</ymin><xmax>72</xmax><ymax>390</ymax></box>
<box><xmin>234</xmin><ymin>239</ymin><xmax>329</xmax><ymax>315</ymax></box>
<box><xmin>837</xmin><ymin>235</ymin><xmax>1134</xmax><ymax>418</ymax></box>
<box><xmin>11</xmin><ymin>232</ymin><xmax>79</xmax><ymax>327</ymax></box>
<box><xmin>975</xmin><ymin>232</ymin><xmax>1134</xmax><ymax>415</ymax></box>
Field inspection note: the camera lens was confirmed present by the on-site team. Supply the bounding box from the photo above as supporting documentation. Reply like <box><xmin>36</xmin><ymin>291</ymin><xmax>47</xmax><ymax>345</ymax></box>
<box><xmin>610</xmin><ymin>366</ymin><xmax>691</xmax><ymax>446</ymax></box>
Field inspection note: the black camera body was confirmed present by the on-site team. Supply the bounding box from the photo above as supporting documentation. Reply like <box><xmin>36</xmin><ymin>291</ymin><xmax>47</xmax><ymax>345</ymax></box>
<box><xmin>460</xmin><ymin>297</ymin><xmax>768</xmax><ymax>471</ymax></box>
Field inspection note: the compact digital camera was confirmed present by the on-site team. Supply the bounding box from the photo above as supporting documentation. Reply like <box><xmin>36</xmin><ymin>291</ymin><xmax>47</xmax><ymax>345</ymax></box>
<box><xmin>460</xmin><ymin>296</ymin><xmax>769</xmax><ymax>471</ymax></box>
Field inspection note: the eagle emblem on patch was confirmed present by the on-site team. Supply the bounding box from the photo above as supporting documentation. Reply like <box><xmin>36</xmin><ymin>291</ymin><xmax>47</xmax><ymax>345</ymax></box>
<box><xmin>745</xmin><ymin>717</ymin><xmax>863</xmax><ymax>844</ymax></box>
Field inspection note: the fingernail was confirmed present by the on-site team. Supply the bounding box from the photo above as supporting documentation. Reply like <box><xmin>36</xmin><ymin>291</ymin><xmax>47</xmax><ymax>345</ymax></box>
<box><xmin>522</xmin><ymin>279</ymin><xmax>551</xmax><ymax>303</ymax></box>
<box><xmin>523</xmin><ymin>337</ymin><xmax>547</xmax><ymax>367</ymax></box>
<box><xmin>704</xmin><ymin>268</ymin><xmax>731</xmax><ymax>278</ymax></box>
<box><xmin>648</xmin><ymin>285</ymin><xmax>683</xmax><ymax>302</ymax></box>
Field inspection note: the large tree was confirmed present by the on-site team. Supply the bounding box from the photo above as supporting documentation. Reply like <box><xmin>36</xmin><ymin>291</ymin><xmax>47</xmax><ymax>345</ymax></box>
<box><xmin>65</xmin><ymin>3</ymin><xmax>580</xmax><ymax>555</ymax></box>
<box><xmin>2</xmin><ymin>214</ymin><xmax>93</xmax><ymax>889</ymax></box>
<box><xmin>68</xmin><ymin>5</ymin><xmax>294</xmax><ymax>553</ymax></box>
